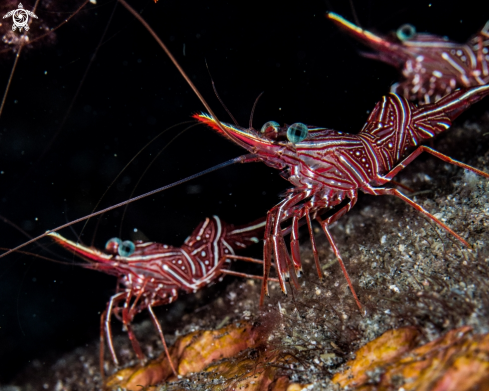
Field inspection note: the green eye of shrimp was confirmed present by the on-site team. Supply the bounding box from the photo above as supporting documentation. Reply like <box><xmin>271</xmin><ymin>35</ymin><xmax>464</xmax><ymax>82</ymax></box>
<box><xmin>119</xmin><ymin>240</ymin><xmax>136</xmax><ymax>257</ymax></box>
<box><xmin>397</xmin><ymin>24</ymin><xmax>416</xmax><ymax>41</ymax></box>
<box><xmin>260</xmin><ymin>121</ymin><xmax>280</xmax><ymax>134</ymax></box>
<box><xmin>286</xmin><ymin>123</ymin><xmax>308</xmax><ymax>143</ymax></box>
<box><xmin>105</xmin><ymin>237</ymin><xmax>122</xmax><ymax>254</ymax></box>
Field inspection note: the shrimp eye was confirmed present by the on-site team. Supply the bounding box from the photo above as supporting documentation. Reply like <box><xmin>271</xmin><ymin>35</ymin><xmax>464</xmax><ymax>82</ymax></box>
<box><xmin>397</xmin><ymin>24</ymin><xmax>416</xmax><ymax>41</ymax></box>
<box><xmin>105</xmin><ymin>237</ymin><xmax>122</xmax><ymax>254</ymax></box>
<box><xmin>260</xmin><ymin>121</ymin><xmax>280</xmax><ymax>134</ymax></box>
<box><xmin>287</xmin><ymin>123</ymin><xmax>308</xmax><ymax>143</ymax></box>
<box><xmin>119</xmin><ymin>240</ymin><xmax>136</xmax><ymax>257</ymax></box>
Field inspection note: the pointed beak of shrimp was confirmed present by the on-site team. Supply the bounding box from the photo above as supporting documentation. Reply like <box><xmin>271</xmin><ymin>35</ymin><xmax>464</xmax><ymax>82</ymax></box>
<box><xmin>49</xmin><ymin>232</ymin><xmax>114</xmax><ymax>266</ymax></box>
<box><xmin>326</xmin><ymin>12</ymin><xmax>405</xmax><ymax>67</ymax></box>
<box><xmin>194</xmin><ymin>113</ymin><xmax>280</xmax><ymax>155</ymax></box>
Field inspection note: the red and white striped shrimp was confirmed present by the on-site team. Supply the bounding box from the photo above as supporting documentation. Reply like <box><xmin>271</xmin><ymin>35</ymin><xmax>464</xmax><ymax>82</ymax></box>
<box><xmin>195</xmin><ymin>86</ymin><xmax>489</xmax><ymax>310</ymax></box>
<box><xmin>50</xmin><ymin>216</ymin><xmax>266</xmax><ymax>375</ymax></box>
<box><xmin>327</xmin><ymin>12</ymin><xmax>489</xmax><ymax>104</ymax></box>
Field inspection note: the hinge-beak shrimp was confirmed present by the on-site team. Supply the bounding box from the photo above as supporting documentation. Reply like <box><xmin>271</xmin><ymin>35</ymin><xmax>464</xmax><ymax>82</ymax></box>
<box><xmin>50</xmin><ymin>216</ymin><xmax>267</xmax><ymax>376</ymax></box>
<box><xmin>327</xmin><ymin>12</ymin><xmax>489</xmax><ymax>104</ymax></box>
<box><xmin>195</xmin><ymin>86</ymin><xmax>489</xmax><ymax>310</ymax></box>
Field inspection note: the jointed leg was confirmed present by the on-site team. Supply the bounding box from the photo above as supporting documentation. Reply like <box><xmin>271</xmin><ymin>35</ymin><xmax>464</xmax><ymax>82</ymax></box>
<box><xmin>129</xmin><ymin>278</ymin><xmax>149</xmax><ymax>314</ymax></box>
<box><xmin>315</xmin><ymin>192</ymin><xmax>362</xmax><ymax>310</ymax></box>
<box><xmin>220</xmin><ymin>268</ymin><xmax>280</xmax><ymax>282</ymax></box>
<box><xmin>99</xmin><ymin>308</ymin><xmax>108</xmax><ymax>379</ymax></box>
<box><xmin>316</xmin><ymin>191</ymin><xmax>358</xmax><ymax>227</ymax></box>
<box><xmin>217</xmin><ymin>254</ymin><xmax>280</xmax><ymax>282</ymax></box>
<box><xmin>121</xmin><ymin>302</ymin><xmax>145</xmax><ymax>363</ymax></box>
<box><xmin>280</xmin><ymin>234</ymin><xmax>300</xmax><ymax>289</ymax></box>
<box><xmin>389</xmin><ymin>180</ymin><xmax>415</xmax><ymax>193</ymax></box>
<box><xmin>147</xmin><ymin>305</ymin><xmax>178</xmax><ymax>377</ymax></box>
<box><xmin>261</xmin><ymin>191</ymin><xmax>310</xmax><ymax>304</ymax></box>
<box><xmin>305</xmin><ymin>210</ymin><xmax>322</xmax><ymax>280</ymax></box>
<box><xmin>290</xmin><ymin>215</ymin><xmax>303</xmax><ymax>275</ymax></box>
<box><xmin>223</xmin><ymin>254</ymin><xmax>268</xmax><ymax>265</ymax></box>
<box><xmin>260</xmin><ymin>233</ymin><xmax>273</xmax><ymax>305</ymax></box>
<box><xmin>378</xmin><ymin>145</ymin><xmax>489</xmax><ymax>184</ymax></box>
<box><xmin>103</xmin><ymin>292</ymin><xmax>126</xmax><ymax>368</ymax></box>
<box><xmin>367</xmin><ymin>187</ymin><xmax>470</xmax><ymax>247</ymax></box>
<box><xmin>316</xmin><ymin>220</ymin><xmax>363</xmax><ymax>311</ymax></box>
<box><xmin>262</xmin><ymin>205</ymin><xmax>280</xmax><ymax>303</ymax></box>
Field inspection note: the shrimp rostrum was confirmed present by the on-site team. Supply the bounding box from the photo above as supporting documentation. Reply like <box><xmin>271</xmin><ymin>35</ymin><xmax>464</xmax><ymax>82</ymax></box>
<box><xmin>196</xmin><ymin>85</ymin><xmax>489</xmax><ymax>310</ymax></box>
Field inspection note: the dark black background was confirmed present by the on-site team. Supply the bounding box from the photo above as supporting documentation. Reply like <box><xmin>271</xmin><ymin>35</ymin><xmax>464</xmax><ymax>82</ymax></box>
<box><xmin>1</xmin><ymin>0</ymin><xmax>488</xmax><ymax>382</ymax></box>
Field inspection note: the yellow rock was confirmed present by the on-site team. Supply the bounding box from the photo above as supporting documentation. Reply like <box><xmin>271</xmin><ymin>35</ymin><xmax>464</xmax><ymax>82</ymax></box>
<box><xmin>105</xmin><ymin>322</ymin><xmax>258</xmax><ymax>390</ymax></box>
<box><xmin>106</xmin><ymin>320</ymin><xmax>489</xmax><ymax>391</ymax></box>
<box><xmin>333</xmin><ymin>326</ymin><xmax>489</xmax><ymax>391</ymax></box>
<box><xmin>332</xmin><ymin>326</ymin><xmax>421</xmax><ymax>388</ymax></box>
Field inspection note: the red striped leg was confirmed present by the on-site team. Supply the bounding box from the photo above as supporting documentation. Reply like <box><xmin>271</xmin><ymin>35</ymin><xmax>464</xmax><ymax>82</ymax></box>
<box><xmin>147</xmin><ymin>305</ymin><xmax>178</xmax><ymax>377</ymax></box>
<box><xmin>378</xmin><ymin>146</ymin><xmax>489</xmax><ymax>184</ymax></box>
<box><xmin>121</xmin><ymin>298</ymin><xmax>145</xmax><ymax>364</ymax></box>
<box><xmin>317</xmin><ymin>222</ymin><xmax>363</xmax><ymax>311</ymax></box>
<box><xmin>261</xmin><ymin>191</ymin><xmax>310</xmax><ymax>305</ymax></box>
<box><xmin>315</xmin><ymin>194</ymin><xmax>362</xmax><ymax>311</ymax></box>
<box><xmin>318</xmin><ymin>191</ymin><xmax>358</xmax><ymax>227</ymax></box>
<box><xmin>102</xmin><ymin>292</ymin><xmax>126</xmax><ymax>369</ymax></box>
<box><xmin>280</xmin><ymin>235</ymin><xmax>300</xmax><ymax>289</ymax></box>
<box><xmin>305</xmin><ymin>210</ymin><xmax>322</xmax><ymax>280</ymax></box>
<box><xmin>262</xmin><ymin>203</ymin><xmax>281</xmax><ymax>303</ymax></box>
<box><xmin>290</xmin><ymin>215</ymin><xmax>303</xmax><ymax>276</ymax></box>
<box><xmin>272</xmin><ymin>231</ymin><xmax>290</xmax><ymax>284</ymax></box>
<box><xmin>99</xmin><ymin>308</ymin><xmax>108</xmax><ymax>379</ymax></box>
<box><xmin>260</xmin><ymin>234</ymin><xmax>273</xmax><ymax>306</ymax></box>
<box><xmin>223</xmin><ymin>254</ymin><xmax>269</xmax><ymax>265</ymax></box>
<box><xmin>220</xmin><ymin>269</ymin><xmax>280</xmax><ymax>282</ymax></box>
<box><xmin>221</xmin><ymin>255</ymin><xmax>280</xmax><ymax>282</ymax></box>
<box><xmin>390</xmin><ymin>180</ymin><xmax>415</xmax><ymax>193</ymax></box>
<box><xmin>368</xmin><ymin>187</ymin><xmax>470</xmax><ymax>247</ymax></box>
<box><xmin>272</xmin><ymin>192</ymin><xmax>311</xmax><ymax>283</ymax></box>
<box><xmin>129</xmin><ymin>278</ymin><xmax>149</xmax><ymax>314</ymax></box>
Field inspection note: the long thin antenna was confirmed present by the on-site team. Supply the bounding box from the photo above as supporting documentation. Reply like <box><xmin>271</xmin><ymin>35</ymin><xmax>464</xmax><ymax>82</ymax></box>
<box><xmin>0</xmin><ymin>214</ymin><xmax>63</xmax><ymax>260</ymax></box>
<box><xmin>205</xmin><ymin>60</ymin><xmax>239</xmax><ymax>127</ymax></box>
<box><xmin>117</xmin><ymin>0</ymin><xmax>231</xmax><ymax>140</ymax></box>
<box><xmin>0</xmin><ymin>48</ymin><xmax>22</xmax><ymax>118</ymax></box>
<box><xmin>0</xmin><ymin>0</ymin><xmax>40</xmax><ymax>117</ymax></box>
<box><xmin>349</xmin><ymin>0</ymin><xmax>361</xmax><ymax>28</ymax></box>
<box><xmin>0</xmin><ymin>247</ymin><xmax>87</xmax><ymax>268</ymax></box>
<box><xmin>82</xmin><ymin>121</ymin><xmax>194</xmax><ymax>242</ymax></box>
<box><xmin>118</xmin><ymin>123</ymin><xmax>199</xmax><ymax>236</ymax></box>
<box><xmin>0</xmin><ymin>154</ymin><xmax>256</xmax><ymax>259</ymax></box>
<box><xmin>249</xmin><ymin>92</ymin><xmax>264</xmax><ymax>130</ymax></box>
<box><xmin>37</xmin><ymin>0</ymin><xmax>120</xmax><ymax>163</ymax></box>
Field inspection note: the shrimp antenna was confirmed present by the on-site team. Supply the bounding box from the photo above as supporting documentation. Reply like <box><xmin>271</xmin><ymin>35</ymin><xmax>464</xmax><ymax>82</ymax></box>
<box><xmin>249</xmin><ymin>92</ymin><xmax>264</xmax><ymax>129</ymax></box>
<box><xmin>0</xmin><ymin>214</ymin><xmax>64</xmax><ymax>259</ymax></box>
<box><xmin>0</xmin><ymin>154</ymin><xmax>255</xmax><ymax>259</ymax></box>
<box><xmin>349</xmin><ymin>0</ymin><xmax>361</xmax><ymax>28</ymax></box>
<box><xmin>0</xmin><ymin>247</ymin><xmax>88</xmax><ymax>268</ymax></box>
<box><xmin>118</xmin><ymin>122</ymin><xmax>199</xmax><ymax>236</ymax></box>
<box><xmin>205</xmin><ymin>59</ymin><xmax>240</xmax><ymax>127</ymax></box>
<box><xmin>117</xmin><ymin>0</ymin><xmax>232</xmax><ymax>139</ymax></box>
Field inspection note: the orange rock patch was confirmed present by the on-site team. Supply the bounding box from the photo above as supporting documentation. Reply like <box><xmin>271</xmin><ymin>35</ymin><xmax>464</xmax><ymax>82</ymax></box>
<box><xmin>105</xmin><ymin>322</ymin><xmax>489</xmax><ymax>391</ymax></box>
